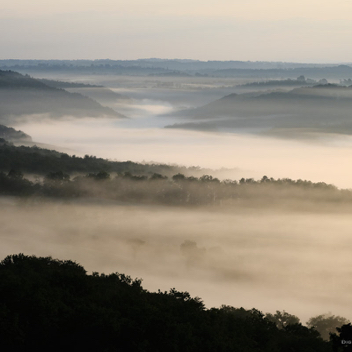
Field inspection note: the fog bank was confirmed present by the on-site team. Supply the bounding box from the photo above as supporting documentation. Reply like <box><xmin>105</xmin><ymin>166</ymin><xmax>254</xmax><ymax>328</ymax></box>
<box><xmin>14</xmin><ymin>118</ymin><xmax>352</xmax><ymax>188</ymax></box>
<box><xmin>1</xmin><ymin>199</ymin><xmax>351</xmax><ymax>323</ymax></box>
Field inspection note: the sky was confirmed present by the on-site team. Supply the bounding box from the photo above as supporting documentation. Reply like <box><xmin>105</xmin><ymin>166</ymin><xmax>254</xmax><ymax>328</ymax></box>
<box><xmin>1</xmin><ymin>0</ymin><xmax>352</xmax><ymax>62</ymax></box>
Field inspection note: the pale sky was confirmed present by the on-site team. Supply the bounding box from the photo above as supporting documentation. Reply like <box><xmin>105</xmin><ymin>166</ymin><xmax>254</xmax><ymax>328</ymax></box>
<box><xmin>1</xmin><ymin>0</ymin><xmax>352</xmax><ymax>61</ymax></box>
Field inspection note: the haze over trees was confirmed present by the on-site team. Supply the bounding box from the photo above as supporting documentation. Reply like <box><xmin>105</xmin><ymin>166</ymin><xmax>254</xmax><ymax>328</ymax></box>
<box><xmin>307</xmin><ymin>314</ymin><xmax>351</xmax><ymax>341</ymax></box>
<box><xmin>1</xmin><ymin>137</ymin><xmax>350</xmax><ymax>208</ymax></box>
<box><xmin>0</xmin><ymin>136</ymin><xmax>224</xmax><ymax>179</ymax></box>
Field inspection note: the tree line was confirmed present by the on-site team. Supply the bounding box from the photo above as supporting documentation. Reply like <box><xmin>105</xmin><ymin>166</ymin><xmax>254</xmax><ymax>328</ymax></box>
<box><xmin>0</xmin><ymin>168</ymin><xmax>349</xmax><ymax>207</ymax></box>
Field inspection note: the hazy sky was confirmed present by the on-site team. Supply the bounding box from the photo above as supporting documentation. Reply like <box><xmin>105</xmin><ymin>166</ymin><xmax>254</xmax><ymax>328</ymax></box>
<box><xmin>1</xmin><ymin>0</ymin><xmax>352</xmax><ymax>62</ymax></box>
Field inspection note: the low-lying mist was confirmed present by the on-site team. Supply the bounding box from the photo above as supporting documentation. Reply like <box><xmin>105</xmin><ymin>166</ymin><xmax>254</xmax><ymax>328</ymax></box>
<box><xmin>14</xmin><ymin>117</ymin><xmax>352</xmax><ymax>188</ymax></box>
<box><xmin>1</xmin><ymin>198</ymin><xmax>351</xmax><ymax>324</ymax></box>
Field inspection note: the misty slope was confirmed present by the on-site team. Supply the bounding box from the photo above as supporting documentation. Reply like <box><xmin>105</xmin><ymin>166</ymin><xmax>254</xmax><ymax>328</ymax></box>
<box><xmin>0</xmin><ymin>70</ymin><xmax>126</xmax><ymax>121</ymax></box>
<box><xmin>0</xmin><ymin>124</ymin><xmax>32</xmax><ymax>143</ymax></box>
<box><xmin>1</xmin><ymin>135</ymin><xmax>348</xmax><ymax>208</ymax></box>
<box><xmin>39</xmin><ymin>78</ymin><xmax>132</xmax><ymax>104</ymax></box>
<box><xmin>2</xmin><ymin>167</ymin><xmax>349</xmax><ymax>209</ymax></box>
<box><xmin>0</xmin><ymin>140</ymin><xmax>221</xmax><ymax>178</ymax></box>
<box><xmin>167</xmin><ymin>84</ymin><xmax>352</xmax><ymax>135</ymax></box>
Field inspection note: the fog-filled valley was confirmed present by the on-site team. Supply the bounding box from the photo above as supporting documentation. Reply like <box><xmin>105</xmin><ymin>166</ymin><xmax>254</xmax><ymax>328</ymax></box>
<box><xmin>2</xmin><ymin>59</ymin><xmax>352</xmax><ymax>348</ymax></box>
<box><xmin>2</xmin><ymin>199</ymin><xmax>352</xmax><ymax>325</ymax></box>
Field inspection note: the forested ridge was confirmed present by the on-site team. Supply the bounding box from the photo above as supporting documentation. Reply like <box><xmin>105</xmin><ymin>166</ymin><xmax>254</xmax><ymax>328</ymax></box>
<box><xmin>2</xmin><ymin>254</ymin><xmax>351</xmax><ymax>351</ymax></box>
<box><xmin>0</xmin><ymin>140</ymin><xmax>205</xmax><ymax>177</ymax></box>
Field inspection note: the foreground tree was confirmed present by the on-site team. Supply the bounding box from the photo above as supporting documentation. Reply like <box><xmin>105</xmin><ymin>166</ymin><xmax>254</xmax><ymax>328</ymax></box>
<box><xmin>0</xmin><ymin>254</ymin><xmax>332</xmax><ymax>351</ymax></box>
<box><xmin>330</xmin><ymin>323</ymin><xmax>352</xmax><ymax>351</ymax></box>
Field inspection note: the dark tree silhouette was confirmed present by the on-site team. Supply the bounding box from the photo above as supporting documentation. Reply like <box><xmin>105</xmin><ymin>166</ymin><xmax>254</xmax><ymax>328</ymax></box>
<box><xmin>0</xmin><ymin>253</ymin><xmax>332</xmax><ymax>352</ymax></box>
<box><xmin>330</xmin><ymin>323</ymin><xmax>352</xmax><ymax>351</ymax></box>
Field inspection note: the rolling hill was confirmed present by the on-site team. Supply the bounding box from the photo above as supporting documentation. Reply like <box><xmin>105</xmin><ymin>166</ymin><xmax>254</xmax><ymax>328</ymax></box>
<box><xmin>0</xmin><ymin>70</ymin><xmax>126</xmax><ymax>122</ymax></box>
<box><xmin>166</xmin><ymin>84</ymin><xmax>352</xmax><ymax>135</ymax></box>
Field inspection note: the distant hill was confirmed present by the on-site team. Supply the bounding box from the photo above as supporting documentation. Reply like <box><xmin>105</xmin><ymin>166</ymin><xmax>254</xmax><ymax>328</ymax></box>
<box><xmin>236</xmin><ymin>76</ymin><xmax>321</xmax><ymax>91</ymax></box>
<box><xmin>38</xmin><ymin>78</ymin><xmax>102</xmax><ymax>89</ymax></box>
<box><xmin>212</xmin><ymin>65</ymin><xmax>352</xmax><ymax>79</ymax></box>
<box><xmin>0</xmin><ymin>70</ymin><xmax>126</xmax><ymax>122</ymax></box>
<box><xmin>166</xmin><ymin>84</ymin><xmax>352</xmax><ymax>135</ymax></box>
<box><xmin>1</xmin><ymin>59</ymin><xmax>351</xmax><ymax>79</ymax></box>
<box><xmin>38</xmin><ymin>78</ymin><xmax>132</xmax><ymax>106</ymax></box>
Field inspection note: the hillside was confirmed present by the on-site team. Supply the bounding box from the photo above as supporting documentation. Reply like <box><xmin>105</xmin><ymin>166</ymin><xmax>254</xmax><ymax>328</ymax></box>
<box><xmin>0</xmin><ymin>139</ymin><xmax>222</xmax><ymax>178</ymax></box>
<box><xmin>235</xmin><ymin>76</ymin><xmax>321</xmax><ymax>91</ymax></box>
<box><xmin>167</xmin><ymin>84</ymin><xmax>352</xmax><ymax>135</ymax></box>
<box><xmin>39</xmin><ymin>78</ymin><xmax>132</xmax><ymax>104</ymax></box>
<box><xmin>0</xmin><ymin>70</ymin><xmax>126</xmax><ymax>121</ymax></box>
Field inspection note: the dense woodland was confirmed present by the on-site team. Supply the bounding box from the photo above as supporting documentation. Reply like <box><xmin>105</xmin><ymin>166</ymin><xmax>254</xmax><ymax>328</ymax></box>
<box><xmin>1</xmin><ymin>254</ymin><xmax>351</xmax><ymax>351</ymax></box>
